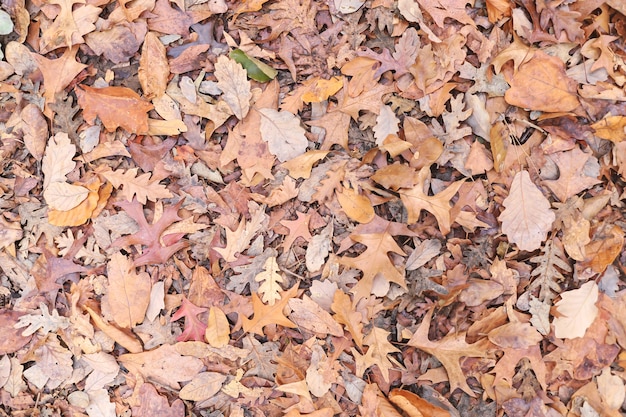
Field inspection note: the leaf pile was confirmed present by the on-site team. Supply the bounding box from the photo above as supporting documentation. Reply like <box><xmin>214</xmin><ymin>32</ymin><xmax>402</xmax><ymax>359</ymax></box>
<box><xmin>1</xmin><ymin>0</ymin><xmax>626</xmax><ymax>416</ymax></box>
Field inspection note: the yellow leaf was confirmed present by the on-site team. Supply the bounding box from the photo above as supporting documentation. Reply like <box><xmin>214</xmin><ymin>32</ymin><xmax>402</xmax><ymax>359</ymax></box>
<box><xmin>254</xmin><ymin>257</ymin><xmax>284</xmax><ymax>305</ymax></box>
<box><xmin>302</xmin><ymin>76</ymin><xmax>343</xmax><ymax>103</ymax></box>
<box><xmin>205</xmin><ymin>307</ymin><xmax>230</xmax><ymax>348</ymax></box>
<box><xmin>336</xmin><ymin>186</ymin><xmax>375</xmax><ymax>224</ymax></box>
<box><xmin>591</xmin><ymin>115</ymin><xmax>626</xmax><ymax>143</ymax></box>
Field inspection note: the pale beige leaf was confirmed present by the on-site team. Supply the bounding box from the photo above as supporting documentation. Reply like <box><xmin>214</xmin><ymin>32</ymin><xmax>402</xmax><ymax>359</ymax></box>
<box><xmin>42</xmin><ymin>132</ymin><xmax>76</xmax><ymax>189</ymax></box>
<box><xmin>205</xmin><ymin>307</ymin><xmax>230</xmax><ymax>348</ymax></box>
<box><xmin>499</xmin><ymin>170</ymin><xmax>555</xmax><ymax>251</ymax></box>
<box><xmin>553</xmin><ymin>281</ymin><xmax>598</xmax><ymax>339</ymax></box>
<box><xmin>179</xmin><ymin>371</ymin><xmax>227</xmax><ymax>401</ymax></box>
<box><xmin>597</xmin><ymin>368</ymin><xmax>625</xmax><ymax>410</ymax></box>
<box><xmin>20</xmin><ymin>104</ymin><xmax>47</xmax><ymax>161</ymax></box>
<box><xmin>100</xmin><ymin>167</ymin><xmax>172</xmax><ymax>204</ymax></box>
<box><xmin>43</xmin><ymin>182</ymin><xmax>89</xmax><ymax>211</ymax></box>
<box><xmin>259</xmin><ymin>108</ymin><xmax>308</xmax><ymax>162</ymax></box>
<box><xmin>106</xmin><ymin>252</ymin><xmax>151</xmax><ymax>328</ymax></box>
<box><xmin>214</xmin><ymin>55</ymin><xmax>251</xmax><ymax>119</ymax></box>
<box><xmin>373</xmin><ymin>104</ymin><xmax>399</xmax><ymax>146</ymax></box>
<box><xmin>254</xmin><ymin>256</ymin><xmax>284</xmax><ymax>305</ymax></box>
<box><xmin>288</xmin><ymin>295</ymin><xmax>344</xmax><ymax>337</ymax></box>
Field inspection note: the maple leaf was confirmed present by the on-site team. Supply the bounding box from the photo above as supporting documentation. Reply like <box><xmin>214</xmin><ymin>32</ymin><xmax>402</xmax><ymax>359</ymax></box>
<box><xmin>110</xmin><ymin>198</ymin><xmax>188</xmax><ymax>266</ymax></box>
<box><xmin>340</xmin><ymin>231</ymin><xmax>407</xmax><ymax>302</ymax></box>
<box><xmin>242</xmin><ymin>283</ymin><xmax>298</xmax><ymax>337</ymax></box>
<box><xmin>171</xmin><ymin>297</ymin><xmax>207</xmax><ymax>342</ymax></box>
<box><xmin>398</xmin><ymin>166</ymin><xmax>465</xmax><ymax>235</ymax></box>
<box><xmin>408</xmin><ymin>308</ymin><xmax>491</xmax><ymax>396</ymax></box>
<box><xmin>499</xmin><ymin>170</ymin><xmax>555</xmax><ymax>252</ymax></box>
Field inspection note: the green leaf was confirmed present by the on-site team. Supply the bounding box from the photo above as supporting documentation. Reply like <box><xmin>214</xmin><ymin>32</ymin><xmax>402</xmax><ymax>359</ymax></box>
<box><xmin>0</xmin><ymin>10</ymin><xmax>13</xmax><ymax>36</ymax></box>
<box><xmin>229</xmin><ymin>49</ymin><xmax>277</xmax><ymax>82</ymax></box>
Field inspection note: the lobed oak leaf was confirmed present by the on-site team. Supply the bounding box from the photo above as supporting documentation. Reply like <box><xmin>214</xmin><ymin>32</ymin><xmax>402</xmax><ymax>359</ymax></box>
<box><xmin>110</xmin><ymin>198</ymin><xmax>188</xmax><ymax>266</ymax></box>
<box><xmin>416</xmin><ymin>0</ymin><xmax>476</xmax><ymax>28</ymax></box>
<box><xmin>76</xmin><ymin>85</ymin><xmax>153</xmax><ymax>134</ymax></box>
<box><xmin>242</xmin><ymin>283</ymin><xmax>298</xmax><ymax>337</ymax></box>
<box><xmin>331</xmin><ymin>289</ymin><xmax>364</xmax><ymax>349</ymax></box>
<box><xmin>255</xmin><ymin>256</ymin><xmax>284</xmax><ymax>305</ymax></box>
<box><xmin>543</xmin><ymin>147</ymin><xmax>601</xmax><ymax>202</ymax></box>
<box><xmin>408</xmin><ymin>308</ymin><xmax>491</xmax><ymax>396</ymax></box>
<box><xmin>100</xmin><ymin>167</ymin><xmax>173</xmax><ymax>204</ymax></box>
<box><xmin>31</xmin><ymin>46</ymin><xmax>87</xmax><ymax>117</ymax></box>
<box><xmin>399</xmin><ymin>166</ymin><xmax>465</xmax><ymax>235</ymax></box>
<box><xmin>42</xmin><ymin>132</ymin><xmax>76</xmax><ymax>190</ymax></box>
<box><xmin>171</xmin><ymin>297</ymin><xmax>207</xmax><ymax>342</ymax></box>
<box><xmin>373</xmin><ymin>104</ymin><xmax>400</xmax><ymax>146</ymax></box>
<box><xmin>354</xmin><ymin>327</ymin><xmax>400</xmax><ymax>383</ymax></box>
<box><xmin>277</xmin><ymin>211</ymin><xmax>313</xmax><ymax>251</ymax></box>
<box><xmin>340</xmin><ymin>231</ymin><xmax>406</xmax><ymax>302</ymax></box>
<box><xmin>499</xmin><ymin>170</ymin><xmax>554</xmax><ymax>252</ymax></box>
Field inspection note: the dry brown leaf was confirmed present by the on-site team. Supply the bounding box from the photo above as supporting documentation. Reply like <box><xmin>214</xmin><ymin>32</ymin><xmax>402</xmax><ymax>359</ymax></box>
<box><xmin>139</xmin><ymin>31</ymin><xmax>169</xmax><ymax>99</ymax></box>
<box><xmin>259</xmin><ymin>108</ymin><xmax>308</xmax><ymax>162</ymax></box>
<box><xmin>214</xmin><ymin>55</ymin><xmax>251</xmax><ymax>120</ymax></box>
<box><xmin>205</xmin><ymin>307</ymin><xmax>230</xmax><ymax>348</ymax></box>
<box><xmin>106</xmin><ymin>252</ymin><xmax>151</xmax><ymax>329</ymax></box>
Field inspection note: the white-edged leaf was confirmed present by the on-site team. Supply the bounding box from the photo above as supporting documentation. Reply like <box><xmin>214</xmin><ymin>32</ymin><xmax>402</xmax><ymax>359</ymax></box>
<box><xmin>552</xmin><ymin>281</ymin><xmax>598</xmax><ymax>339</ymax></box>
<box><xmin>259</xmin><ymin>108</ymin><xmax>308</xmax><ymax>162</ymax></box>
<box><xmin>43</xmin><ymin>182</ymin><xmax>89</xmax><ymax>211</ymax></box>
<box><xmin>214</xmin><ymin>55</ymin><xmax>251</xmax><ymax>120</ymax></box>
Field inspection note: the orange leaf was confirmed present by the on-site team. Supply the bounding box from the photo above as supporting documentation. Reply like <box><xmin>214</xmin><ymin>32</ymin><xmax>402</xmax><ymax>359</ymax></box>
<box><xmin>76</xmin><ymin>85</ymin><xmax>153</xmax><ymax>134</ymax></box>
<box><xmin>504</xmin><ymin>51</ymin><xmax>579</xmax><ymax>113</ymax></box>
<box><xmin>242</xmin><ymin>283</ymin><xmax>298</xmax><ymax>336</ymax></box>
<box><xmin>591</xmin><ymin>115</ymin><xmax>626</xmax><ymax>143</ymax></box>
<box><xmin>336</xmin><ymin>186</ymin><xmax>375</xmax><ymax>224</ymax></box>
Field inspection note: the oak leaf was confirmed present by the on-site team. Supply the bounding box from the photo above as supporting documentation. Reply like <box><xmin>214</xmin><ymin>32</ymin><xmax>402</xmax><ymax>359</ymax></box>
<box><xmin>543</xmin><ymin>147</ymin><xmax>601</xmax><ymax>202</ymax></box>
<box><xmin>331</xmin><ymin>289</ymin><xmax>364</xmax><ymax>349</ymax></box>
<box><xmin>499</xmin><ymin>170</ymin><xmax>555</xmax><ymax>252</ymax></box>
<box><xmin>179</xmin><ymin>372</ymin><xmax>227</xmax><ymax>402</ymax></box>
<box><xmin>336</xmin><ymin>186</ymin><xmax>375</xmax><ymax>224</ymax></box>
<box><xmin>288</xmin><ymin>295</ymin><xmax>344</xmax><ymax>337</ymax></box>
<box><xmin>259</xmin><ymin>108</ymin><xmax>308</xmax><ymax>162</ymax></box>
<box><xmin>353</xmin><ymin>327</ymin><xmax>400</xmax><ymax>383</ymax></box>
<box><xmin>76</xmin><ymin>85</ymin><xmax>154</xmax><ymax>134</ymax></box>
<box><xmin>281</xmin><ymin>150</ymin><xmax>329</xmax><ymax>179</ymax></box>
<box><xmin>408</xmin><ymin>308</ymin><xmax>491</xmax><ymax>396</ymax></box>
<box><xmin>504</xmin><ymin>51</ymin><xmax>579</xmax><ymax>113</ymax></box>
<box><xmin>106</xmin><ymin>252</ymin><xmax>150</xmax><ymax>328</ymax></box>
<box><xmin>42</xmin><ymin>132</ymin><xmax>76</xmax><ymax>190</ymax></box>
<box><xmin>591</xmin><ymin>115</ymin><xmax>626</xmax><ymax>143</ymax></box>
<box><xmin>205</xmin><ymin>307</ymin><xmax>230</xmax><ymax>348</ymax></box>
<box><xmin>132</xmin><ymin>383</ymin><xmax>185</xmax><ymax>417</ymax></box>
<box><xmin>553</xmin><ymin>281</ymin><xmax>598</xmax><ymax>339</ymax></box>
<box><xmin>242</xmin><ymin>283</ymin><xmax>298</xmax><ymax>337</ymax></box>
<box><xmin>171</xmin><ymin>297</ymin><xmax>207</xmax><ymax>342</ymax></box>
<box><xmin>138</xmin><ymin>31</ymin><xmax>169</xmax><ymax>99</ymax></box>
<box><xmin>214</xmin><ymin>55</ymin><xmax>252</xmax><ymax>120</ymax></box>
<box><xmin>278</xmin><ymin>211</ymin><xmax>313</xmax><ymax>251</ymax></box>
<box><xmin>340</xmin><ymin>231</ymin><xmax>406</xmax><ymax>302</ymax></box>
<box><xmin>32</xmin><ymin>46</ymin><xmax>86</xmax><ymax>117</ymax></box>
<box><xmin>110</xmin><ymin>198</ymin><xmax>188</xmax><ymax>266</ymax></box>
<box><xmin>255</xmin><ymin>256</ymin><xmax>284</xmax><ymax>305</ymax></box>
<box><xmin>416</xmin><ymin>0</ymin><xmax>476</xmax><ymax>27</ymax></box>
<box><xmin>100</xmin><ymin>167</ymin><xmax>173</xmax><ymax>204</ymax></box>
<box><xmin>399</xmin><ymin>166</ymin><xmax>465</xmax><ymax>235</ymax></box>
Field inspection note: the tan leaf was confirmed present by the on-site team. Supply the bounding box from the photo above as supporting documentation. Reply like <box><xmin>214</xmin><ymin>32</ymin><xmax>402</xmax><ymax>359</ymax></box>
<box><xmin>281</xmin><ymin>150</ymin><xmax>329</xmax><ymax>179</ymax></box>
<box><xmin>43</xmin><ymin>182</ymin><xmax>89</xmax><ymax>211</ymax></box>
<box><xmin>205</xmin><ymin>307</ymin><xmax>230</xmax><ymax>348</ymax></box>
<box><xmin>20</xmin><ymin>104</ymin><xmax>47</xmax><ymax>161</ymax></box>
<box><xmin>242</xmin><ymin>283</ymin><xmax>298</xmax><ymax>337</ymax></box>
<box><xmin>259</xmin><ymin>108</ymin><xmax>308</xmax><ymax>162</ymax></box>
<box><xmin>504</xmin><ymin>51</ymin><xmax>579</xmax><ymax>113</ymax></box>
<box><xmin>288</xmin><ymin>295</ymin><xmax>344</xmax><ymax>337</ymax></box>
<box><xmin>106</xmin><ymin>252</ymin><xmax>151</xmax><ymax>328</ymax></box>
<box><xmin>373</xmin><ymin>104</ymin><xmax>400</xmax><ymax>146</ymax></box>
<box><xmin>336</xmin><ymin>186</ymin><xmax>375</xmax><ymax>224</ymax></box>
<box><xmin>591</xmin><ymin>115</ymin><xmax>626</xmax><ymax>143</ymax></box>
<box><xmin>179</xmin><ymin>372</ymin><xmax>227</xmax><ymax>402</ymax></box>
<box><xmin>499</xmin><ymin>170</ymin><xmax>555</xmax><ymax>252</ymax></box>
<box><xmin>214</xmin><ymin>55</ymin><xmax>251</xmax><ymax>120</ymax></box>
<box><xmin>331</xmin><ymin>289</ymin><xmax>364</xmax><ymax>348</ymax></box>
<box><xmin>255</xmin><ymin>256</ymin><xmax>284</xmax><ymax>305</ymax></box>
<box><xmin>48</xmin><ymin>179</ymin><xmax>103</xmax><ymax>227</ymax></box>
<box><xmin>99</xmin><ymin>167</ymin><xmax>172</xmax><ymax>204</ymax></box>
<box><xmin>76</xmin><ymin>85</ymin><xmax>153</xmax><ymax>134</ymax></box>
<box><xmin>139</xmin><ymin>31</ymin><xmax>169</xmax><ymax>99</ymax></box>
<box><xmin>553</xmin><ymin>281</ymin><xmax>598</xmax><ymax>339</ymax></box>
<box><xmin>389</xmin><ymin>389</ymin><xmax>451</xmax><ymax>417</ymax></box>
<box><xmin>354</xmin><ymin>327</ymin><xmax>400</xmax><ymax>383</ymax></box>
<box><xmin>42</xmin><ymin>132</ymin><xmax>76</xmax><ymax>189</ymax></box>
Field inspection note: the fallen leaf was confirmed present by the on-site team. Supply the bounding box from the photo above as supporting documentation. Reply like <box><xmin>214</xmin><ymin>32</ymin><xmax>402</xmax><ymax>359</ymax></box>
<box><xmin>242</xmin><ymin>283</ymin><xmax>298</xmax><ymax>337</ymax></box>
<box><xmin>106</xmin><ymin>252</ymin><xmax>151</xmax><ymax>328</ymax></box>
<box><xmin>214</xmin><ymin>55</ymin><xmax>252</xmax><ymax>120</ymax></box>
<box><xmin>499</xmin><ymin>170</ymin><xmax>555</xmax><ymax>252</ymax></box>
<box><xmin>259</xmin><ymin>108</ymin><xmax>308</xmax><ymax>162</ymax></box>
<box><xmin>553</xmin><ymin>281</ymin><xmax>598</xmax><ymax>339</ymax></box>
